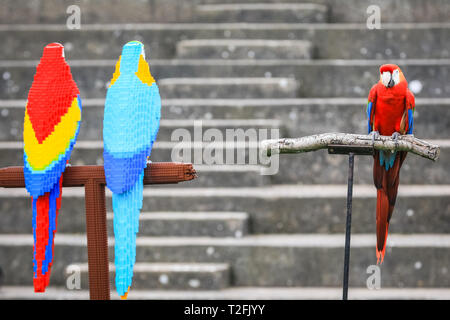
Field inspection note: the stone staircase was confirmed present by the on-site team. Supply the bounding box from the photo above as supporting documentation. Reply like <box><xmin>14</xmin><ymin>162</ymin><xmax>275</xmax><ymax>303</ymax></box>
<box><xmin>0</xmin><ymin>0</ymin><xmax>449</xmax><ymax>299</ymax></box>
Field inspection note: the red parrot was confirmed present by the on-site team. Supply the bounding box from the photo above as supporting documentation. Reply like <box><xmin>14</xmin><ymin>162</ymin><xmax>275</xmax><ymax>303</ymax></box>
<box><xmin>366</xmin><ymin>64</ymin><xmax>415</xmax><ymax>264</ymax></box>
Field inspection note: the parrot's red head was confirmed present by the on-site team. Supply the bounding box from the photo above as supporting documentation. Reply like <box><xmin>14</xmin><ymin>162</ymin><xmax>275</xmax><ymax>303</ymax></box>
<box><xmin>42</xmin><ymin>42</ymin><xmax>65</xmax><ymax>59</ymax></box>
<box><xmin>379</xmin><ymin>64</ymin><xmax>406</xmax><ymax>88</ymax></box>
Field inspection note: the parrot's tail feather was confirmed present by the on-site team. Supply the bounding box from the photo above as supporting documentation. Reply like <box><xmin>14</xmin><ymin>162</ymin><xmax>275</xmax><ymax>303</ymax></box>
<box><xmin>373</xmin><ymin>151</ymin><xmax>406</xmax><ymax>264</ymax></box>
<box><xmin>32</xmin><ymin>176</ymin><xmax>63</xmax><ymax>292</ymax></box>
<box><xmin>113</xmin><ymin>172</ymin><xmax>144</xmax><ymax>297</ymax></box>
<box><xmin>376</xmin><ymin>189</ymin><xmax>389</xmax><ymax>265</ymax></box>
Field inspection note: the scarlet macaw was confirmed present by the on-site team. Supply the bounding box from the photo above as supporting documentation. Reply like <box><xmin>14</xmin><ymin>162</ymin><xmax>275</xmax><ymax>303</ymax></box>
<box><xmin>103</xmin><ymin>41</ymin><xmax>161</xmax><ymax>299</ymax></box>
<box><xmin>367</xmin><ymin>64</ymin><xmax>415</xmax><ymax>264</ymax></box>
<box><xmin>23</xmin><ymin>43</ymin><xmax>82</xmax><ymax>292</ymax></box>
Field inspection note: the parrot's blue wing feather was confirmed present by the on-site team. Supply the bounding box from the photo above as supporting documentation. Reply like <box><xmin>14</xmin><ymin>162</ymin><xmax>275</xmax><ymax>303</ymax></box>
<box><xmin>407</xmin><ymin>108</ymin><xmax>414</xmax><ymax>134</ymax></box>
<box><xmin>367</xmin><ymin>101</ymin><xmax>374</xmax><ymax>134</ymax></box>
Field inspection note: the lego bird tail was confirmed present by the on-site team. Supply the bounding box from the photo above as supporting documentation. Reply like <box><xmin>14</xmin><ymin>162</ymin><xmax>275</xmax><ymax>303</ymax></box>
<box><xmin>32</xmin><ymin>176</ymin><xmax>63</xmax><ymax>292</ymax></box>
<box><xmin>112</xmin><ymin>172</ymin><xmax>144</xmax><ymax>299</ymax></box>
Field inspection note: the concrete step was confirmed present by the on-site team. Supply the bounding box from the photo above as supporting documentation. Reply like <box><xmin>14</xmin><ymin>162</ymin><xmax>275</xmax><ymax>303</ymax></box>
<box><xmin>2</xmin><ymin>0</ymin><xmax>448</xmax><ymax>24</ymax></box>
<box><xmin>2</xmin><ymin>286</ymin><xmax>450</xmax><ymax>300</ymax></box>
<box><xmin>1</xmin><ymin>98</ymin><xmax>448</xmax><ymax>140</ymax></box>
<box><xmin>1</xmin><ymin>185</ymin><xmax>449</xmax><ymax>235</ymax></box>
<box><xmin>0</xmin><ymin>140</ymin><xmax>448</xmax><ymax>184</ymax></box>
<box><xmin>1</xmin><ymin>60</ymin><xmax>448</xmax><ymax>98</ymax></box>
<box><xmin>106</xmin><ymin>211</ymin><xmax>249</xmax><ymax>238</ymax></box>
<box><xmin>159</xmin><ymin>78</ymin><xmax>299</xmax><ymax>99</ymax></box>
<box><xmin>0</xmin><ymin>140</ymin><xmax>272</xmax><ymax>187</ymax></box>
<box><xmin>73</xmin><ymin>262</ymin><xmax>230</xmax><ymax>290</ymax></box>
<box><xmin>162</xmin><ymin>98</ymin><xmax>450</xmax><ymax>139</ymax></box>
<box><xmin>0</xmin><ymin>107</ymin><xmax>285</xmax><ymax>141</ymax></box>
<box><xmin>196</xmin><ymin>3</ymin><xmax>328</xmax><ymax>23</ymax></box>
<box><xmin>2</xmin><ymin>24</ymin><xmax>449</xmax><ymax>60</ymax></box>
<box><xmin>0</xmin><ymin>0</ymin><xmax>196</xmax><ymax>24</ymax></box>
<box><xmin>0</xmin><ymin>233</ymin><xmax>449</xmax><ymax>288</ymax></box>
<box><xmin>198</xmin><ymin>0</ymin><xmax>450</xmax><ymax>24</ymax></box>
<box><xmin>176</xmin><ymin>39</ymin><xmax>313</xmax><ymax>60</ymax></box>
<box><xmin>274</xmin><ymin>144</ymin><xmax>450</xmax><ymax>186</ymax></box>
<box><xmin>157</xmin><ymin>165</ymin><xmax>269</xmax><ymax>188</ymax></box>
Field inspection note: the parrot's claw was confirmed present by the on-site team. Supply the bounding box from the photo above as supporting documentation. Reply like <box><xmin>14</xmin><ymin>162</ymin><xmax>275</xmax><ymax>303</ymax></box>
<box><xmin>391</xmin><ymin>132</ymin><xmax>401</xmax><ymax>141</ymax></box>
<box><xmin>370</xmin><ymin>131</ymin><xmax>380</xmax><ymax>144</ymax></box>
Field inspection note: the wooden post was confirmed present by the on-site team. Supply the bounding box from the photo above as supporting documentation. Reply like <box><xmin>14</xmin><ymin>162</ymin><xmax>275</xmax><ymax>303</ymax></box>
<box><xmin>84</xmin><ymin>179</ymin><xmax>109</xmax><ymax>300</ymax></box>
<box><xmin>0</xmin><ymin>163</ymin><xmax>196</xmax><ymax>300</ymax></box>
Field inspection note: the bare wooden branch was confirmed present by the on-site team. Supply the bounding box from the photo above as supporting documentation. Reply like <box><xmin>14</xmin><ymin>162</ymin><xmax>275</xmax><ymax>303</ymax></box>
<box><xmin>261</xmin><ymin>133</ymin><xmax>440</xmax><ymax>161</ymax></box>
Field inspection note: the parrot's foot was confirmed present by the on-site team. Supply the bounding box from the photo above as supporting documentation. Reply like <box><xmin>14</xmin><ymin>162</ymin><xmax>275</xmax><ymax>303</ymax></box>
<box><xmin>120</xmin><ymin>287</ymin><xmax>131</xmax><ymax>300</ymax></box>
<box><xmin>391</xmin><ymin>132</ymin><xmax>401</xmax><ymax>141</ymax></box>
<box><xmin>369</xmin><ymin>131</ymin><xmax>380</xmax><ymax>143</ymax></box>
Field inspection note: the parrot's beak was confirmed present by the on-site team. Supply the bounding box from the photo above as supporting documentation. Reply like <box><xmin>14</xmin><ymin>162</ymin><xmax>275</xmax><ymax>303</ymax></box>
<box><xmin>387</xmin><ymin>78</ymin><xmax>395</xmax><ymax>88</ymax></box>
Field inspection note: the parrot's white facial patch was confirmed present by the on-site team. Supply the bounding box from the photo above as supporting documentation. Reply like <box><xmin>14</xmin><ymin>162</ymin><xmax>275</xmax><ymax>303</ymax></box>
<box><xmin>392</xmin><ymin>69</ymin><xmax>400</xmax><ymax>85</ymax></box>
<box><xmin>381</xmin><ymin>71</ymin><xmax>391</xmax><ymax>87</ymax></box>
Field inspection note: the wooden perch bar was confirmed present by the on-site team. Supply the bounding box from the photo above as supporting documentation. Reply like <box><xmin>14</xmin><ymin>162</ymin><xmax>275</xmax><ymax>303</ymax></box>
<box><xmin>261</xmin><ymin>133</ymin><xmax>440</xmax><ymax>161</ymax></box>
<box><xmin>0</xmin><ymin>162</ymin><xmax>197</xmax><ymax>188</ymax></box>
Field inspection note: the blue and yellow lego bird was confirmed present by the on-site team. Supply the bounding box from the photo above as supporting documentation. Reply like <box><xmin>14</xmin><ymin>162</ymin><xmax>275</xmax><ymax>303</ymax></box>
<box><xmin>23</xmin><ymin>43</ymin><xmax>82</xmax><ymax>292</ymax></box>
<box><xmin>103</xmin><ymin>41</ymin><xmax>161</xmax><ymax>299</ymax></box>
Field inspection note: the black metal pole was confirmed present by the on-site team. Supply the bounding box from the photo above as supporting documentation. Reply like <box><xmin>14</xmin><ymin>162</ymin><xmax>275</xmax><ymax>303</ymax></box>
<box><xmin>343</xmin><ymin>152</ymin><xmax>354</xmax><ymax>300</ymax></box>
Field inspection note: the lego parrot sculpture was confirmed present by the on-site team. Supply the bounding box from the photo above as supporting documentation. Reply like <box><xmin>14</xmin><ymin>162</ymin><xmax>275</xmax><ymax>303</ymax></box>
<box><xmin>367</xmin><ymin>64</ymin><xmax>415</xmax><ymax>264</ymax></box>
<box><xmin>23</xmin><ymin>43</ymin><xmax>82</xmax><ymax>292</ymax></box>
<box><xmin>103</xmin><ymin>41</ymin><xmax>161</xmax><ymax>299</ymax></box>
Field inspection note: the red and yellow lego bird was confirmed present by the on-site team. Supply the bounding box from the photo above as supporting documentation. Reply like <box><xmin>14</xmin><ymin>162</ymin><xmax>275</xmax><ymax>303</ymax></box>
<box><xmin>366</xmin><ymin>64</ymin><xmax>415</xmax><ymax>264</ymax></box>
<box><xmin>23</xmin><ymin>43</ymin><xmax>82</xmax><ymax>292</ymax></box>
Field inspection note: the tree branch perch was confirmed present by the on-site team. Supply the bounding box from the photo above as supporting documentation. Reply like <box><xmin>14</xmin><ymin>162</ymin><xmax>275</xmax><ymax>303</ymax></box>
<box><xmin>261</xmin><ymin>133</ymin><xmax>440</xmax><ymax>161</ymax></box>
